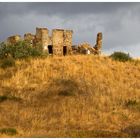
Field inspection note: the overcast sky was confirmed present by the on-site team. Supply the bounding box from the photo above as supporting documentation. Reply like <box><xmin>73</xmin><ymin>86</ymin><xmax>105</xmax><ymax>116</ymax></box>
<box><xmin>0</xmin><ymin>2</ymin><xmax>140</xmax><ymax>57</ymax></box>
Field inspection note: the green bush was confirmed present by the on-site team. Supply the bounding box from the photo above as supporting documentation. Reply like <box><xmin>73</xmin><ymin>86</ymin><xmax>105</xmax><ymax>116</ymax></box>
<box><xmin>110</xmin><ymin>51</ymin><xmax>132</xmax><ymax>62</ymax></box>
<box><xmin>0</xmin><ymin>57</ymin><xmax>15</xmax><ymax>69</ymax></box>
<box><xmin>0</xmin><ymin>95</ymin><xmax>8</xmax><ymax>102</ymax></box>
<box><xmin>0</xmin><ymin>128</ymin><xmax>17</xmax><ymax>136</ymax></box>
<box><xmin>0</xmin><ymin>95</ymin><xmax>22</xmax><ymax>103</ymax></box>
<box><xmin>0</xmin><ymin>41</ymin><xmax>46</xmax><ymax>59</ymax></box>
<box><xmin>125</xmin><ymin>99</ymin><xmax>137</xmax><ymax>107</ymax></box>
<box><xmin>124</xmin><ymin>99</ymin><xmax>140</xmax><ymax>111</ymax></box>
<box><xmin>0</xmin><ymin>42</ymin><xmax>11</xmax><ymax>59</ymax></box>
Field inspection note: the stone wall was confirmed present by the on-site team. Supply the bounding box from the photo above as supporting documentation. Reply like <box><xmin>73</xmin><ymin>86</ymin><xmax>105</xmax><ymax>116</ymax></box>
<box><xmin>48</xmin><ymin>36</ymin><xmax>52</xmax><ymax>46</ymax></box>
<box><xmin>52</xmin><ymin>29</ymin><xmax>64</xmax><ymax>56</ymax></box>
<box><xmin>24</xmin><ymin>33</ymin><xmax>35</xmax><ymax>46</ymax></box>
<box><xmin>94</xmin><ymin>32</ymin><xmax>102</xmax><ymax>50</ymax></box>
<box><xmin>6</xmin><ymin>27</ymin><xmax>102</xmax><ymax>56</ymax></box>
<box><xmin>51</xmin><ymin>29</ymin><xmax>73</xmax><ymax>56</ymax></box>
<box><xmin>7</xmin><ymin>35</ymin><xmax>21</xmax><ymax>45</ymax></box>
<box><xmin>64</xmin><ymin>30</ymin><xmax>73</xmax><ymax>54</ymax></box>
<box><xmin>35</xmin><ymin>27</ymin><xmax>49</xmax><ymax>50</ymax></box>
<box><xmin>6</xmin><ymin>27</ymin><xmax>74</xmax><ymax>56</ymax></box>
<box><xmin>93</xmin><ymin>32</ymin><xmax>103</xmax><ymax>54</ymax></box>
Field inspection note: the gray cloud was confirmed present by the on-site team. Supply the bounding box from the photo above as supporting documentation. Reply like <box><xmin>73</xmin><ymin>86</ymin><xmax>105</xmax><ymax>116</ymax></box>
<box><xmin>0</xmin><ymin>2</ymin><xmax>140</xmax><ymax>57</ymax></box>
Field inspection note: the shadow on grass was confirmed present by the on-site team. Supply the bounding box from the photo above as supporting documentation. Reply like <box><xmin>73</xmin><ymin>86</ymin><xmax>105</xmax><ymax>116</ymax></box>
<box><xmin>57</xmin><ymin>79</ymin><xmax>78</xmax><ymax>96</ymax></box>
<box><xmin>64</xmin><ymin>130</ymin><xmax>127</xmax><ymax>138</ymax></box>
<box><xmin>0</xmin><ymin>69</ymin><xmax>15</xmax><ymax>80</ymax></box>
<box><xmin>121</xmin><ymin>124</ymin><xmax>140</xmax><ymax>138</ymax></box>
<box><xmin>124</xmin><ymin>99</ymin><xmax>140</xmax><ymax>112</ymax></box>
<box><xmin>0</xmin><ymin>95</ymin><xmax>22</xmax><ymax>103</ymax></box>
<box><xmin>38</xmin><ymin>78</ymin><xmax>79</xmax><ymax>100</ymax></box>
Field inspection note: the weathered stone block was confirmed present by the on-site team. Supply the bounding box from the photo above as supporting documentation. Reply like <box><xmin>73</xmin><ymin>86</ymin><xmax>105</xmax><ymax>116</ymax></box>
<box><xmin>7</xmin><ymin>35</ymin><xmax>21</xmax><ymax>45</ymax></box>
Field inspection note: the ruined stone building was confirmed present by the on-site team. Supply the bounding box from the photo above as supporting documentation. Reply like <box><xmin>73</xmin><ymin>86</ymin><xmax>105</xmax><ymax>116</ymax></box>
<box><xmin>72</xmin><ymin>32</ymin><xmax>103</xmax><ymax>55</ymax></box>
<box><xmin>33</xmin><ymin>28</ymin><xmax>73</xmax><ymax>56</ymax></box>
<box><xmin>24</xmin><ymin>33</ymin><xmax>35</xmax><ymax>46</ymax></box>
<box><xmin>7</xmin><ymin>27</ymin><xmax>73</xmax><ymax>56</ymax></box>
<box><xmin>7</xmin><ymin>35</ymin><xmax>21</xmax><ymax>45</ymax></box>
<box><xmin>94</xmin><ymin>32</ymin><xmax>102</xmax><ymax>53</ymax></box>
<box><xmin>6</xmin><ymin>27</ymin><xmax>102</xmax><ymax>56</ymax></box>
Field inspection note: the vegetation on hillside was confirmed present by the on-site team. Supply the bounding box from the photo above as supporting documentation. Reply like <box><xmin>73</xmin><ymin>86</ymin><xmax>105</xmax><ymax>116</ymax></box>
<box><xmin>0</xmin><ymin>41</ymin><xmax>47</xmax><ymax>59</ymax></box>
<box><xmin>0</xmin><ymin>55</ymin><xmax>140</xmax><ymax>137</ymax></box>
<box><xmin>110</xmin><ymin>51</ymin><xmax>132</xmax><ymax>62</ymax></box>
<box><xmin>0</xmin><ymin>41</ymin><xmax>49</xmax><ymax>69</ymax></box>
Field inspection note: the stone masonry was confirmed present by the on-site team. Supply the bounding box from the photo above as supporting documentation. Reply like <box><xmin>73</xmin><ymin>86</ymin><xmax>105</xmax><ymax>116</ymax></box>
<box><xmin>52</xmin><ymin>29</ymin><xmax>73</xmax><ymax>55</ymax></box>
<box><xmin>7</xmin><ymin>35</ymin><xmax>21</xmax><ymax>45</ymax></box>
<box><xmin>24</xmin><ymin>33</ymin><xmax>35</xmax><ymax>46</ymax></box>
<box><xmin>94</xmin><ymin>32</ymin><xmax>102</xmax><ymax>51</ymax></box>
<box><xmin>6</xmin><ymin>27</ymin><xmax>102</xmax><ymax>56</ymax></box>
<box><xmin>33</xmin><ymin>28</ymin><xmax>73</xmax><ymax>56</ymax></box>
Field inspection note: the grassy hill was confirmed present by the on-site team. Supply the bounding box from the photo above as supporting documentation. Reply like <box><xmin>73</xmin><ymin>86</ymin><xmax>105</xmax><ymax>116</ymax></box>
<box><xmin>0</xmin><ymin>55</ymin><xmax>140</xmax><ymax>137</ymax></box>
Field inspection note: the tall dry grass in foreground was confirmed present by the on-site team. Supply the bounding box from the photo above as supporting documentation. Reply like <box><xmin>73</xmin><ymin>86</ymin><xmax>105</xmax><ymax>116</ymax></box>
<box><xmin>0</xmin><ymin>55</ymin><xmax>140</xmax><ymax>137</ymax></box>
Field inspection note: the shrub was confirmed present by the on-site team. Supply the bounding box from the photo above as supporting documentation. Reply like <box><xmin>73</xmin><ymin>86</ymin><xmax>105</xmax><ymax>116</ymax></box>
<box><xmin>110</xmin><ymin>51</ymin><xmax>132</xmax><ymax>62</ymax></box>
<box><xmin>0</xmin><ymin>42</ymin><xmax>11</xmax><ymax>59</ymax></box>
<box><xmin>0</xmin><ymin>41</ymin><xmax>46</xmax><ymax>59</ymax></box>
<box><xmin>0</xmin><ymin>128</ymin><xmax>17</xmax><ymax>136</ymax></box>
<box><xmin>0</xmin><ymin>95</ymin><xmax>22</xmax><ymax>103</ymax></box>
<box><xmin>0</xmin><ymin>95</ymin><xmax>8</xmax><ymax>102</ymax></box>
<box><xmin>124</xmin><ymin>99</ymin><xmax>140</xmax><ymax>111</ymax></box>
<box><xmin>27</xmin><ymin>46</ymin><xmax>43</xmax><ymax>57</ymax></box>
<box><xmin>0</xmin><ymin>57</ymin><xmax>15</xmax><ymax>69</ymax></box>
<box><xmin>9</xmin><ymin>41</ymin><xmax>43</xmax><ymax>59</ymax></box>
<box><xmin>125</xmin><ymin>99</ymin><xmax>137</xmax><ymax>107</ymax></box>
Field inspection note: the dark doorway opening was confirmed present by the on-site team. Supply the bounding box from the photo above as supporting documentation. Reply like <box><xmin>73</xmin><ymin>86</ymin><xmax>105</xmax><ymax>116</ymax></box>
<box><xmin>48</xmin><ymin>45</ymin><xmax>53</xmax><ymax>54</ymax></box>
<box><xmin>63</xmin><ymin>46</ymin><xmax>67</xmax><ymax>56</ymax></box>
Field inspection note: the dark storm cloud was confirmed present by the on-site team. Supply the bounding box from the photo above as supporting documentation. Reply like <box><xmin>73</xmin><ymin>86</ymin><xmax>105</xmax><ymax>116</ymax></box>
<box><xmin>0</xmin><ymin>2</ymin><xmax>140</xmax><ymax>57</ymax></box>
<box><xmin>0</xmin><ymin>3</ymin><xmax>138</xmax><ymax>17</ymax></box>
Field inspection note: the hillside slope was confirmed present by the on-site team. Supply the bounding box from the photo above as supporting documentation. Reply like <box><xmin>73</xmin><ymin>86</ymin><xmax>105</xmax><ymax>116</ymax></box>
<box><xmin>0</xmin><ymin>55</ymin><xmax>140</xmax><ymax>137</ymax></box>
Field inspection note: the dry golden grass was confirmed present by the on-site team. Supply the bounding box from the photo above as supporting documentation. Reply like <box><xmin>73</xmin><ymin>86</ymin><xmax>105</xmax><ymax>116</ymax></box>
<box><xmin>0</xmin><ymin>54</ymin><xmax>140</xmax><ymax>137</ymax></box>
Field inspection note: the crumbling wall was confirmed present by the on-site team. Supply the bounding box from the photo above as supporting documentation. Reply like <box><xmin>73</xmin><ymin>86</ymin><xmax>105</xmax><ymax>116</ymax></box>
<box><xmin>72</xmin><ymin>45</ymin><xmax>78</xmax><ymax>54</ymax></box>
<box><xmin>48</xmin><ymin>36</ymin><xmax>52</xmax><ymax>46</ymax></box>
<box><xmin>64</xmin><ymin>30</ymin><xmax>73</xmax><ymax>54</ymax></box>
<box><xmin>94</xmin><ymin>32</ymin><xmax>102</xmax><ymax>54</ymax></box>
<box><xmin>6</xmin><ymin>27</ymin><xmax>101</xmax><ymax>56</ymax></box>
<box><xmin>52</xmin><ymin>29</ymin><xmax>64</xmax><ymax>56</ymax></box>
<box><xmin>24</xmin><ymin>33</ymin><xmax>35</xmax><ymax>46</ymax></box>
<box><xmin>77</xmin><ymin>42</ymin><xmax>92</xmax><ymax>54</ymax></box>
<box><xmin>34</xmin><ymin>27</ymin><xmax>49</xmax><ymax>50</ymax></box>
<box><xmin>7</xmin><ymin>35</ymin><xmax>21</xmax><ymax>45</ymax></box>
